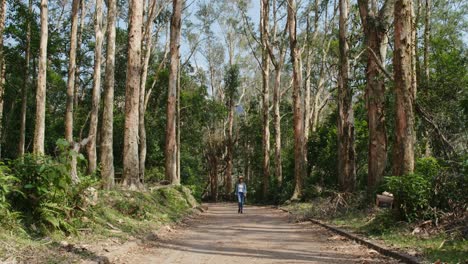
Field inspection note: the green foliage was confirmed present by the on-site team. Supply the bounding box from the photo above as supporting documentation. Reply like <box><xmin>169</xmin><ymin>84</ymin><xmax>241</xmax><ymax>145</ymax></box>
<box><xmin>361</xmin><ymin>210</ymin><xmax>400</xmax><ymax>235</ymax></box>
<box><xmin>7</xmin><ymin>140</ymin><xmax>98</xmax><ymax>234</ymax></box>
<box><xmin>415</xmin><ymin>157</ymin><xmax>441</xmax><ymax>180</ymax></box>
<box><xmin>223</xmin><ymin>64</ymin><xmax>240</xmax><ymax>103</ymax></box>
<box><xmin>0</xmin><ymin>163</ymin><xmax>22</xmax><ymax>229</ymax></box>
<box><xmin>384</xmin><ymin>174</ymin><xmax>431</xmax><ymax>221</ymax></box>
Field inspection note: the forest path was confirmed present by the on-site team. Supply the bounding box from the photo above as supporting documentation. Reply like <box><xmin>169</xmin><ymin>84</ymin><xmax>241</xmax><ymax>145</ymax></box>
<box><xmin>99</xmin><ymin>203</ymin><xmax>401</xmax><ymax>264</ymax></box>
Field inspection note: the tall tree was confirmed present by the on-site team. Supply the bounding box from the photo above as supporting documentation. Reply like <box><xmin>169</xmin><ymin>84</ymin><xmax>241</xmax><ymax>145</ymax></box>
<box><xmin>337</xmin><ymin>0</ymin><xmax>356</xmax><ymax>192</ymax></box>
<box><xmin>358</xmin><ymin>0</ymin><xmax>394</xmax><ymax>191</ymax></box>
<box><xmin>423</xmin><ymin>0</ymin><xmax>430</xmax><ymax>83</ymax></box>
<box><xmin>65</xmin><ymin>0</ymin><xmax>80</xmax><ymax>144</ymax></box>
<box><xmin>101</xmin><ymin>0</ymin><xmax>117</xmax><ymax>189</ymax></box>
<box><xmin>288</xmin><ymin>0</ymin><xmax>305</xmax><ymax>200</ymax></box>
<box><xmin>224</xmin><ymin>64</ymin><xmax>240</xmax><ymax>196</ymax></box>
<box><xmin>393</xmin><ymin>0</ymin><xmax>415</xmax><ymax>175</ymax></box>
<box><xmin>268</xmin><ymin>0</ymin><xmax>288</xmax><ymax>187</ymax></box>
<box><xmin>123</xmin><ymin>0</ymin><xmax>144</xmax><ymax>189</ymax></box>
<box><xmin>33</xmin><ymin>0</ymin><xmax>49</xmax><ymax>155</ymax></box>
<box><xmin>87</xmin><ymin>0</ymin><xmax>104</xmax><ymax>174</ymax></box>
<box><xmin>18</xmin><ymin>0</ymin><xmax>33</xmax><ymax>157</ymax></box>
<box><xmin>260</xmin><ymin>0</ymin><xmax>271</xmax><ymax>199</ymax></box>
<box><xmin>65</xmin><ymin>0</ymin><xmax>81</xmax><ymax>182</ymax></box>
<box><xmin>0</xmin><ymin>0</ymin><xmax>5</xmax><ymax>158</ymax></box>
<box><xmin>74</xmin><ymin>0</ymin><xmax>86</xmax><ymax>108</ymax></box>
<box><xmin>139</xmin><ymin>0</ymin><xmax>159</xmax><ymax>184</ymax></box>
<box><xmin>165</xmin><ymin>0</ymin><xmax>182</xmax><ymax>185</ymax></box>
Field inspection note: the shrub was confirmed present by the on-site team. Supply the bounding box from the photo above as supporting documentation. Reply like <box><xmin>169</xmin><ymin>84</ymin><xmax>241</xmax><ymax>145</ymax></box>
<box><xmin>8</xmin><ymin>142</ymin><xmax>98</xmax><ymax>234</ymax></box>
<box><xmin>0</xmin><ymin>163</ymin><xmax>22</xmax><ymax>228</ymax></box>
<box><xmin>384</xmin><ymin>173</ymin><xmax>431</xmax><ymax>222</ymax></box>
<box><xmin>415</xmin><ymin>157</ymin><xmax>441</xmax><ymax>180</ymax></box>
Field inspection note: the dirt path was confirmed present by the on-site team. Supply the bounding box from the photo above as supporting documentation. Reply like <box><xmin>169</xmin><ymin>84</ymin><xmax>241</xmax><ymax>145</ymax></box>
<box><xmin>95</xmin><ymin>203</ymin><xmax>401</xmax><ymax>264</ymax></box>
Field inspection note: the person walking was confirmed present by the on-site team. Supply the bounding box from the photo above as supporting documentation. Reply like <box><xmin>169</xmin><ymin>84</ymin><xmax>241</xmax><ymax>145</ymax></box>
<box><xmin>235</xmin><ymin>176</ymin><xmax>247</xmax><ymax>214</ymax></box>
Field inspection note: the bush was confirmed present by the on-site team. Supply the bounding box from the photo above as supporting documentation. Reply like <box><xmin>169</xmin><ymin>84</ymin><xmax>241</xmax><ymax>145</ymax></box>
<box><xmin>0</xmin><ymin>163</ymin><xmax>22</xmax><ymax>228</ymax></box>
<box><xmin>384</xmin><ymin>173</ymin><xmax>431</xmax><ymax>222</ymax></box>
<box><xmin>9</xmin><ymin>145</ymin><xmax>98</xmax><ymax>234</ymax></box>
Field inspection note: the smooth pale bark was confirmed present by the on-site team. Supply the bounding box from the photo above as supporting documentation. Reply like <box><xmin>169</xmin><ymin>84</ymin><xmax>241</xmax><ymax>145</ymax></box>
<box><xmin>303</xmin><ymin>1</ymin><xmax>319</xmax><ymax>140</ymax></box>
<box><xmin>165</xmin><ymin>0</ymin><xmax>182</xmax><ymax>185</ymax></box>
<box><xmin>101</xmin><ymin>0</ymin><xmax>117</xmax><ymax>190</ymax></box>
<box><xmin>260</xmin><ymin>0</ymin><xmax>270</xmax><ymax>199</ymax></box>
<box><xmin>272</xmin><ymin>59</ymin><xmax>284</xmax><ymax>186</ymax></box>
<box><xmin>122</xmin><ymin>0</ymin><xmax>144</xmax><ymax>189</ymax></box>
<box><xmin>393</xmin><ymin>0</ymin><xmax>415</xmax><ymax>175</ymax></box>
<box><xmin>288</xmin><ymin>0</ymin><xmax>305</xmax><ymax>200</ymax></box>
<box><xmin>65</xmin><ymin>0</ymin><xmax>80</xmax><ymax>183</ymax></box>
<box><xmin>176</xmin><ymin>60</ymin><xmax>181</xmax><ymax>184</ymax></box>
<box><xmin>74</xmin><ymin>0</ymin><xmax>86</xmax><ymax>108</ymax></box>
<box><xmin>18</xmin><ymin>0</ymin><xmax>33</xmax><ymax>157</ymax></box>
<box><xmin>423</xmin><ymin>0</ymin><xmax>430</xmax><ymax>83</ymax></box>
<box><xmin>357</xmin><ymin>0</ymin><xmax>393</xmax><ymax>191</ymax></box>
<box><xmin>267</xmin><ymin>0</ymin><xmax>287</xmax><ymax>187</ymax></box>
<box><xmin>139</xmin><ymin>0</ymin><xmax>158</xmax><ymax>183</ymax></box>
<box><xmin>87</xmin><ymin>0</ymin><xmax>104</xmax><ymax>174</ymax></box>
<box><xmin>33</xmin><ymin>0</ymin><xmax>48</xmax><ymax>155</ymax></box>
<box><xmin>337</xmin><ymin>0</ymin><xmax>356</xmax><ymax>192</ymax></box>
<box><xmin>65</xmin><ymin>0</ymin><xmax>80</xmax><ymax>143</ymax></box>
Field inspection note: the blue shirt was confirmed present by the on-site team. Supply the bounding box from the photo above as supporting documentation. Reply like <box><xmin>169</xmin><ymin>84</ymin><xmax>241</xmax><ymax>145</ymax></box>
<box><xmin>235</xmin><ymin>182</ymin><xmax>247</xmax><ymax>194</ymax></box>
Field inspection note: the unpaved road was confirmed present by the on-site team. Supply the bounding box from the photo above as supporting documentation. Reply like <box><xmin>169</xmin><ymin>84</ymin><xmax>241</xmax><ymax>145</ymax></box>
<box><xmin>98</xmin><ymin>203</ymin><xmax>401</xmax><ymax>264</ymax></box>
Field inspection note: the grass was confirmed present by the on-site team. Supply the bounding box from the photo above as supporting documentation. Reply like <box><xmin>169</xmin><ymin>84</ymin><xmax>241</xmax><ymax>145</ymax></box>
<box><xmin>0</xmin><ymin>185</ymin><xmax>198</xmax><ymax>262</ymax></box>
<box><xmin>282</xmin><ymin>202</ymin><xmax>468</xmax><ymax>264</ymax></box>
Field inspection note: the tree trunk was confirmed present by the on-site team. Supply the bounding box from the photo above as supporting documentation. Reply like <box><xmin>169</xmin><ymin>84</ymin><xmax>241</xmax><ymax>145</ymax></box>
<box><xmin>165</xmin><ymin>0</ymin><xmax>182</xmax><ymax>185</ymax></box>
<box><xmin>357</xmin><ymin>0</ymin><xmax>393</xmax><ymax>191</ymax></box>
<box><xmin>288</xmin><ymin>0</ymin><xmax>305</xmax><ymax>200</ymax></box>
<box><xmin>101</xmin><ymin>0</ymin><xmax>117</xmax><ymax>190</ymax></box>
<box><xmin>393</xmin><ymin>0</ymin><xmax>415</xmax><ymax>176</ymax></box>
<box><xmin>0</xmin><ymin>0</ymin><xmax>4</xmax><ymax>157</ymax></box>
<box><xmin>273</xmin><ymin>65</ymin><xmax>282</xmax><ymax>187</ymax></box>
<box><xmin>74</xmin><ymin>0</ymin><xmax>86</xmax><ymax>108</ymax></box>
<box><xmin>423</xmin><ymin>0</ymin><xmax>430</xmax><ymax>84</ymax></box>
<box><xmin>211</xmin><ymin>156</ymin><xmax>218</xmax><ymax>202</ymax></box>
<box><xmin>18</xmin><ymin>0</ymin><xmax>33</xmax><ymax>157</ymax></box>
<box><xmin>87</xmin><ymin>0</ymin><xmax>104</xmax><ymax>174</ymax></box>
<box><xmin>176</xmin><ymin>60</ymin><xmax>181</xmax><ymax>183</ymax></box>
<box><xmin>0</xmin><ymin>64</ymin><xmax>4</xmax><ymax>159</ymax></box>
<box><xmin>337</xmin><ymin>0</ymin><xmax>356</xmax><ymax>192</ymax></box>
<box><xmin>65</xmin><ymin>0</ymin><xmax>80</xmax><ymax>143</ymax></box>
<box><xmin>260</xmin><ymin>0</ymin><xmax>270</xmax><ymax>199</ymax></box>
<box><xmin>139</xmin><ymin>0</ymin><xmax>158</xmax><ymax>184</ymax></box>
<box><xmin>64</xmin><ymin>0</ymin><xmax>81</xmax><ymax>182</ymax></box>
<box><xmin>33</xmin><ymin>0</ymin><xmax>48</xmax><ymax>155</ymax></box>
<box><xmin>225</xmin><ymin>103</ymin><xmax>234</xmax><ymax>195</ymax></box>
<box><xmin>122</xmin><ymin>0</ymin><xmax>144</xmax><ymax>189</ymax></box>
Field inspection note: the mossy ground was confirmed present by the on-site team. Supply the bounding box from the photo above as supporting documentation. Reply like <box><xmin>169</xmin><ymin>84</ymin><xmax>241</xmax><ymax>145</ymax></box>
<box><xmin>0</xmin><ymin>185</ymin><xmax>198</xmax><ymax>263</ymax></box>
<box><xmin>282</xmin><ymin>202</ymin><xmax>468</xmax><ymax>264</ymax></box>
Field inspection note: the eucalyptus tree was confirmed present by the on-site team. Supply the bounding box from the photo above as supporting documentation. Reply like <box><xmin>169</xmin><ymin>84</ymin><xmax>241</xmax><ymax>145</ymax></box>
<box><xmin>87</xmin><ymin>0</ymin><xmax>104</xmax><ymax>174</ymax></box>
<box><xmin>393</xmin><ymin>0</ymin><xmax>416</xmax><ymax>175</ymax></box>
<box><xmin>337</xmin><ymin>0</ymin><xmax>356</xmax><ymax>192</ymax></box>
<box><xmin>165</xmin><ymin>0</ymin><xmax>183</xmax><ymax>185</ymax></box>
<box><xmin>0</xmin><ymin>0</ymin><xmax>5</xmax><ymax>158</ymax></box>
<box><xmin>18</xmin><ymin>0</ymin><xmax>33</xmax><ymax>157</ymax></box>
<box><xmin>357</xmin><ymin>0</ymin><xmax>394</xmax><ymax>190</ymax></box>
<box><xmin>33</xmin><ymin>0</ymin><xmax>48</xmax><ymax>155</ymax></box>
<box><xmin>101</xmin><ymin>0</ymin><xmax>117</xmax><ymax>189</ymax></box>
<box><xmin>288</xmin><ymin>0</ymin><xmax>305</xmax><ymax>200</ymax></box>
<box><xmin>123</xmin><ymin>0</ymin><xmax>144</xmax><ymax>189</ymax></box>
